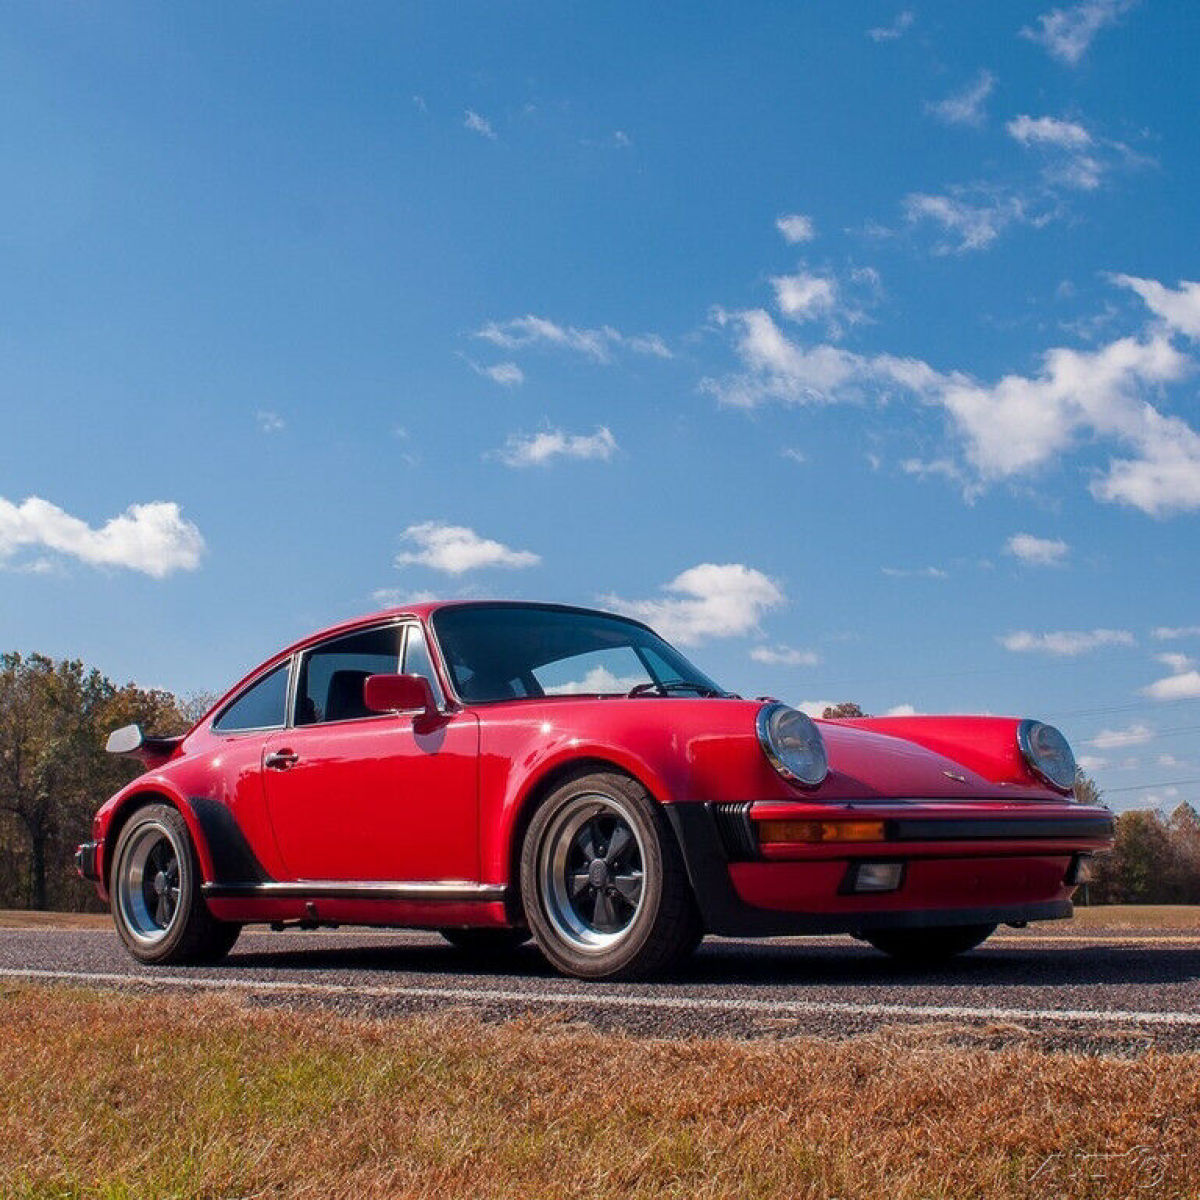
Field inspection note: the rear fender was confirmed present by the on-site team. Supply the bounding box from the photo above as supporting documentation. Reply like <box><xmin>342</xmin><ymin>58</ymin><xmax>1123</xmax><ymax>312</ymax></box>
<box><xmin>101</xmin><ymin>782</ymin><xmax>216</xmax><ymax>892</ymax></box>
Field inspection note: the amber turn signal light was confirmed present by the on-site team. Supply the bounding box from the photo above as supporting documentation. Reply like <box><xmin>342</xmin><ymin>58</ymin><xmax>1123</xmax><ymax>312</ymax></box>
<box><xmin>756</xmin><ymin>818</ymin><xmax>887</xmax><ymax>844</ymax></box>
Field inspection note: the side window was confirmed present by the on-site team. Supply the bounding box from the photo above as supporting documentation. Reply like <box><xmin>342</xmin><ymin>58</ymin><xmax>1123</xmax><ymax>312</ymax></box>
<box><xmin>402</xmin><ymin>624</ymin><xmax>444</xmax><ymax>706</ymax></box>
<box><xmin>295</xmin><ymin>625</ymin><xmax>402</xmax><ymax>726</ymax></box>
<box><xmin>213</xmin><ymin>663</ymin><xmax>290</xmax><ymax>733</ymax></box>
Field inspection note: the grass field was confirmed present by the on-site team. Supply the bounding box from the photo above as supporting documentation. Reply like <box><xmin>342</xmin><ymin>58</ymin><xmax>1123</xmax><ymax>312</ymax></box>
<box><xmin>1</xmin><ymin>983</ymin><xmax>1197</xmax><ymax>1200</ymax></box>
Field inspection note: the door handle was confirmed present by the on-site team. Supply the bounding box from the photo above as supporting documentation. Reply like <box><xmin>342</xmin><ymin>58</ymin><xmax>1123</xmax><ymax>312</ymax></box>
<box><xmin>265</xmin><ymin>750</ymin><xmax>299</xmax><ymax>770</ymax></box>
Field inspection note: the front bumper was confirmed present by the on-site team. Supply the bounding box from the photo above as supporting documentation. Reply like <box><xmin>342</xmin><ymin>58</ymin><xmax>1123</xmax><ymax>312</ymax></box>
<box><xmin>75</xmin><ymin>841</ymin><xmax>102</xmax><ymax>883</ymax></box>
<box><xmin>665</xmin><ymin>801</ymin><xmax>1114</xmax><ymax>938</ymax></box>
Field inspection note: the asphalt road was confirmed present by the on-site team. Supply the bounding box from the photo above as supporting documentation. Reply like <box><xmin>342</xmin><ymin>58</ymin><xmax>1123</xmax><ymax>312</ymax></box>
<box><xmin>3</xmin><ymin>923</ymin><xmax>1199</xmax><ymax>1053</ymax></box>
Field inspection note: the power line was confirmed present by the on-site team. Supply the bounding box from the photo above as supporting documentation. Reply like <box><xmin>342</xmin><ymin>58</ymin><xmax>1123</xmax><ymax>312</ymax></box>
<box><xmin>1101</xmin><ymin>778</ymin><xmax>1200</xmax><ymax>795</ymax></box>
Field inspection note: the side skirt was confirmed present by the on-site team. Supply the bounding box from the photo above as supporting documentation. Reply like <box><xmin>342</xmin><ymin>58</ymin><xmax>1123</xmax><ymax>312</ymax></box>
<box><xmin>201</xmin><ymin>881</ymin><xmax>507</xmax><ymax>903</ymax></box>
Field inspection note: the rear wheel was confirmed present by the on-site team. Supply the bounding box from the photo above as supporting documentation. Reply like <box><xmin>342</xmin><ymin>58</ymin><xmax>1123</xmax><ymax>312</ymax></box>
<box><xmin>110</xmin><ymin>803</ymin><xmax>241</xmax><ymax>965</ymax></box>
<box><xmin>520</xmin><ymin>771</ymin><xmax>700</xmax><ymax>980</ymax></box>
<box><xmin>439</xmin><ymin>927</ymin><xmax>531</xmax><ymax>957</ymax></box>
<box><xmin>863</xmin><ymin>923</ymin><xmax>996</xmax><ymax>964</ymax></box>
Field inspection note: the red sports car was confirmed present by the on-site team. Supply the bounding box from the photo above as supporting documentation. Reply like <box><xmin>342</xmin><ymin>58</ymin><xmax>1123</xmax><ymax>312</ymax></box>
<box><xmin>77</xmin><ymin>601</ymin><xmax>1114</xmax><ymax>980</ymax></box>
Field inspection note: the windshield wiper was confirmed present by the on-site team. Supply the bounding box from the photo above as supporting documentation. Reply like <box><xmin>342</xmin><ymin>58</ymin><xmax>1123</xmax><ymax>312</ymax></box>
<box><xmin>627</xmin><ymin>681</ymin><xmax>724</xmax><ymax>698</ymax></box>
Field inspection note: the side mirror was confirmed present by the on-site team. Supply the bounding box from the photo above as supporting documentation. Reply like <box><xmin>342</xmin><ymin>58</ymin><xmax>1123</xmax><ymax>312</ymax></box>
<box><xmin>363</xmin><ymin>673</ymin><xmax>436</xmax><ymax>717</ymax></box>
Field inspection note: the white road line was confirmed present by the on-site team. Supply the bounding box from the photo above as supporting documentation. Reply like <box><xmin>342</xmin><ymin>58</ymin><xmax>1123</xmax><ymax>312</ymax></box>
<box><xmin>2</xmin><ymin>966</ymin><xmax>1198</xmax><ymax>1028</ymax></box>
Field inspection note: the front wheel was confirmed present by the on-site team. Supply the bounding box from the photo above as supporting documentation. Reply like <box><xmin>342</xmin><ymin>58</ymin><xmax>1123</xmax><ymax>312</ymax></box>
<box><xmin>520</xmin><ymin>772</ymin><xmax>701</xmax><ymax>980</ymax></box>
<box><xmin>863</xmin><ymin>923</ymin><xmax>996</xmax><ymax>964</ymax></box>
<box><xmin>110</xmin><ymin>803</ymin><xmax>241</xmax><ymax>965</ymax></box>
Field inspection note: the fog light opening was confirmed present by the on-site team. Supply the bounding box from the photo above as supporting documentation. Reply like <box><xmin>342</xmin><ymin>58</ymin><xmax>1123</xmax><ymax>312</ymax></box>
<box><xmin>845</xmin><ymin>861</ymin><xmax>905</xmax><ymax>894</ymax></box>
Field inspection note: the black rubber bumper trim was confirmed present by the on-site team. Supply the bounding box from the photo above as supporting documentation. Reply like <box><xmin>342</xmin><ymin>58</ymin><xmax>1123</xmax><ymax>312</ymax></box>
<box><xmin>75</xmin><ymin>842</ymin><xmax>101</xmax><ymax>882</ymax></box>
<box><xmin>889</xmin><ymin>816</ymin><xmax>1115</xmax><ymax>841</ymax></box>
<box><xmin>664</xmin><ymin>803</ymin><xmax>1075</xmax><ymax>937</ymax></box>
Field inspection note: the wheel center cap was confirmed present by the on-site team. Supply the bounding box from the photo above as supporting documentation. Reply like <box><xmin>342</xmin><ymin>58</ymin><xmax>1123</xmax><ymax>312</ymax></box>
<box><xmin>587</xmin><ymin>859</ymin><xmax>609</xmax><ymax>889</ymax></box>
<box><xmin>153</xmin><ymin>871</ymin><xmax>168</xmax><ymax>896</ymax></box>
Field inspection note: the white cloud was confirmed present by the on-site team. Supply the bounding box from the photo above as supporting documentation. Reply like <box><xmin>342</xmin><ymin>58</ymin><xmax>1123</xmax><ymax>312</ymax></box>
<box><xmin>1089</xmin><ymin>723</ymin><xmax>1153</xmax><ymax>749</ymax></box>
<box><xmin>797</xmin><ymin>700</ymin><xmax>839</xmax><ymax>718</ymax></box>
<box><xmin>881</xmin><ymin>565</ymin><xmax>948</xmax><ymax>579</ymax></box>
<box><xmin>544</xmin><ymin>665</ymin><xmax>645</xmax><ymax>695</ymax></box>
<box><xmin>775</xmin><ymin>213</ymin><xmax>815</xmax><ymax>243</ymax></box>
<box><xmin>904</xmin><ymin>190</ymin><xmax>1026</xmax><ymax>252</ymax></box>
<box><xmin>1021</xmin><ymin>0</ymin><xmax>1132</xmax><ymax>66</ymax></box>
<box><xmin>707</xmin><ymin>277</ymin><xmax>1200</xmax><ymax>515</ymax></box>
<box><xmin>1006</xmin><ymin>114</ymin><xmax>1092</xmax><ymax>149</ymax></box>
<box><xmin>884</xmin><ymin>703</ymin><xmax>920</xmax><ymax>717</ymax></box>
<box><xmin>781</xmin><ymin>448</ymin><xmax>808</xmax><ymax>465</ymax></box>
<box><xmin>1152</xmin><ymin>625</ymin><xmax>1200</xmax><ymax>640</ymax></box>
<box><xmin>603</xmin><ymin>563</ymin><xmax>784</xmax><ymax>646</ymax></box>
<box><xmin>256</xmin><ymin>410</ymin><xmax>285</xmax><ymax>434</ymax></box>
<box><xmin>475</xmin><ymin>315</ymin><xmax>671</xmax><ymax>363</ymax></box>
<box><xmin>1111</xmin><ymin>275</ymin><xmax>1200</xmax><ymax>341</ymax></box>
<box><xmin>495</xmin><ymin>427</ymin><xmax>617</xmax><ymax>468</ymax></box>
<box><xmin>750</xmin><ymin>644</ymin><xmax>819</xmax><ymax>667</ymax></box>
<box><xmin>1000</xmin><ymin>628</ymin><xmax>1135</xmax><ymax>655</ymax></box>
<box><xmin>0</xmin><ymin>496</ymin><xmax>204</xmax><ymax>578</ymax></box>
<box><xmin>927</xmin><ymin>71</ymin><xmax>995</xmax><ymax>127</ymax></box>
<box><xmin>1142</xmin><ymin>652</ymin><xmax>1200</xmax><ymax>701</ymax></box>
<box><xmin>867</xmin><ymin>10</ymin><xmax>914</xmax><ymax>41</ymax></box>
<box><xmin>1076</xmin><ymin>754</ymin><xmax>1107</xmax><ymax>772</ymax></box>
<box><xmin>371</xmin><ymin>587</ymin><xmax>438</xmax><ymax>607</ymax></box>
<box><xmin>464</xmin><ymin>109</ymin><xmax>496</xmax><ymax>139</ymax></box>
<box><xmin>474</xmin><ymin>361</ymin><xmax>525</xmax><ymax>387</ymax></box>
<box><xmin>394</xmin><ymin>522</ymin><xmax>539</xmax><ymax>574</ymax></box>
<box><xmin>771</xmin><ymin>270</ymin><xmax>838</xmax><ymax>323</ymax></box>
<box><xmin>1005</xmin><ymin>532</ymin><xmax>1069</xmax><ymax>566</ymax></box>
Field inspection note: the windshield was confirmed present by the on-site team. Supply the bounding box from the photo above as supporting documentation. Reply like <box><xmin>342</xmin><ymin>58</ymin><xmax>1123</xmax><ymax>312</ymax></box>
<box><xmin>431</xmin><ymin>605</ymin><xmax>724</xmax><ymax>703</ymax></box>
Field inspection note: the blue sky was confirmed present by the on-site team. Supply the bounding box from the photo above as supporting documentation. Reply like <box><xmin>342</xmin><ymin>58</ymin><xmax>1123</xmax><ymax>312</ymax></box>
<box><xmin>1</xmin><ymin>2</ymin><xmax>1198</xmax><ymax>812</ymax></box>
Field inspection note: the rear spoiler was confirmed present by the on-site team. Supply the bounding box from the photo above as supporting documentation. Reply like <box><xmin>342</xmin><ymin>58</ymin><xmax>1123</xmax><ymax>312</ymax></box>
<box><xmin>105</xmin><ymin>724</ymin><xmax>185</xmax><ymax>769</ymax></box>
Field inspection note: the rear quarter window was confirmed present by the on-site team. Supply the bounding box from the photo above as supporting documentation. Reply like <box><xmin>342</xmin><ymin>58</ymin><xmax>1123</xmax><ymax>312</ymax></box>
<box><xmin>212</xmin><ymin>663</ymin><xmax>289</xmax><ymax>733</ymax></box>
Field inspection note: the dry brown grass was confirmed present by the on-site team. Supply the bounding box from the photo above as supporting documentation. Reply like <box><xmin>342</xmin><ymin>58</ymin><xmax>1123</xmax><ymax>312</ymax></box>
<box><xmin>1</xmin><ymin>983</ymin><xmax>1197</xmax><ymax>1200</ymax></box>
<box><xmin>0</xmin><ymin>910</ymin><xmax>109</xmax><ymax>931</ymax></box>
<box><xmin>1068</xmin><ymin>904</ymin><xmax>1200</xmax><ymax>930</ymax></box>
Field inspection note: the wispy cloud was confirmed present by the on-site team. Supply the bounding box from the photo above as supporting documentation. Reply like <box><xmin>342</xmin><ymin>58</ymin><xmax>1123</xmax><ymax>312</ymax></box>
<box><xmin>1021</xmin><ymin>0</ymin><xmax>1134</xmax><ymax>66</ymax></box>
<box><xmin>1088</xmin><ymin>722</ymin><xmax>1153</xmax><ymax>748</ymax></box>
<box><xmin>1152</xmin><ymin>625</ymin><xmax>1200</xmax><ymax>640</ymax></box>
<box><xmin>0</xmin><ymin>496</ymin><xmax>204</xmax><ymax>578</ymax></box>
<box><xmin>469</xmin><ymin>359</ymin><xmax>525</xmax><ymax>387</ymax></box>
<box><xmin>464</xmin><ymin>109</ymin><xmax>496</xmax><ymax>140</ymax></box>
<box><xmin>750</xmin><ymin>644</ymin><xmax>819</xmax><ymax>666</ymax></box>
<box><xmin>475</xmin><ymin>315</ymin><xmax>671</xmax><ymax>363</ymax></box>
<box><xmin>1141</xmin><ymin>652</ymin><xmax>1200</xmax><ymax>701</ymax></box>
<box><xmin>1007</xmin><ymin>114</ymin><xmax>1092</xmax><ymax>149</ymax></box>
<box><xmin>866</xmin><ymin>10</ymin><xmax>915</xmax><ymax>42</ymax></box>
<box><xmin>775</xmin><ymin>213</ymin><xmax>815</xmax><ymax>243</ymax></box>
<box><xmin>495</xmin><ymin>426</ymin><xmax>617</xmax><ymax>468</ymax></box>
<box><xmin>256</xmin><ymin>410</ymin><xmax>285</xmax><ymax>434</ymax></box>
<box><xmin>927</xmin><ymin>71</ymin><xmax>995</xmax><ymax>127</ymax></box>
<box><xmin>882</xmin><ymin>565</ymin><xmax>949</xmax><ymax>579</ymax></box>
<box><xmin>1005</xmin><ymin>532</ymin><xmax>1069</xmax><ymax>566</ymax></box>
<box><xmin>999</xmin><ymin>628</ymin><xmax>1135</xmax><ymax>655</ymax></box>
<box><xmin>1111</xmin><ymin>275</ymin><xmax>1200</xmax><ymax>341</ymax></box>
<box><xmin>603</xmin><ymin>563</ymin><xmax>784</xmax><ymax>646</ymax></box>
<box><xmin>394</xmin><ymin>521</ymin><xmax>539</xmax><ymax>574</ymax></box>
<box><xmin>771</xmin><ymin>270</ymin><xmax>839</xmax><ymax>323</ymax></box>
<box><xmin>904</xmin><ymin>188</ymin><xmax>1028</xmax><ymax>252</ymax></box>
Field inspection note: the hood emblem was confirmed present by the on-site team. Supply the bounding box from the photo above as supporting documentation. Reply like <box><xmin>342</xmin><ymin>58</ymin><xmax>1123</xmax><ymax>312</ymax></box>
<box><xmin>943</xmin><ymin>770</ymin><xmax>967</xmax><ymax>783</ymax></box>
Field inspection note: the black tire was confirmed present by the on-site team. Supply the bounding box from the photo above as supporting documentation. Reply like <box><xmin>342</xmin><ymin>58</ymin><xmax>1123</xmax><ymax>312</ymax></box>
<box><xmin>439</xmin><ymin>927</ymin><xmax>531</xmax><ymax>957</ymax></box>
<box><xmin>519</xmin><ymin>771</ymin><xmax>701</xmax><ymax>980</ymax></box>
<box><xmin>863</xmin><ymin>923</ymin><xmax>996</xmax><ymax>964</ymax></box>
<box><xmin>110</xmin><ymin>803</ymin><xmax>241</xmax><ymax>965</ymax></box>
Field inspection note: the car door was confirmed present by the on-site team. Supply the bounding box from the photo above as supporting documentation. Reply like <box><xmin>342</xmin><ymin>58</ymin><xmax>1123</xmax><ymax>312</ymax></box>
<box><xmin>262</xmin><ymin>620</ymin><xmax>479</xmax><ymax>883</ymax></box>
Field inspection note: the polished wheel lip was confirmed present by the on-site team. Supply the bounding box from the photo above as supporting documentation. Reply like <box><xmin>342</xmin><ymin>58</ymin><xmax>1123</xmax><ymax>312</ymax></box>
<box><xmin>116</xmin><ymin>821</ymin><xmax>184</xmax><ymax>947</ymax></box>
<box><xmin>538</xmin><ymin>792</ymin><xmax>647</xmax><ymax>955</ymax></box>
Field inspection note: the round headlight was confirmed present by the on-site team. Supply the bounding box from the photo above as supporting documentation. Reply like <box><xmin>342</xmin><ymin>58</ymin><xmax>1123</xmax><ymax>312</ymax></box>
<box><xmin>1017</xmin><ymin>719</ymin><xmax>1076</xmax><ymax>792</ymax></box>
<box><xmin>757</xmin><ymin>703</ymin><xmax>828</xmax><ymax>787</ymax></box>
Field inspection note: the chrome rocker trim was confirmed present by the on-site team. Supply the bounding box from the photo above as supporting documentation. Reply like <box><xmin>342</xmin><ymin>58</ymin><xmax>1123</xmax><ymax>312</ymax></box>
<box><xmin>201</xmin><ymin>880</ymin><xmax>507</xmax><ymax>902</ymax></box>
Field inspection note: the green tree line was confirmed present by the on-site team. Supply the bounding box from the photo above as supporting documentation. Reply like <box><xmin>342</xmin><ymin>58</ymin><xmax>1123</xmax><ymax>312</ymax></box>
<box><xmin>0</xmin><ymin>652</ymin><xmax>211</xmax><ymax>911</ymax></box>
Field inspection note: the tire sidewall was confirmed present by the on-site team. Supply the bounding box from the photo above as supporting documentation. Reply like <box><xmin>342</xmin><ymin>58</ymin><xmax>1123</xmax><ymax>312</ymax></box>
<box><xmin>520</xmin><ymin>773</ymin><xmax>668</xmax><ymax>978</ymax></box>
<box><xmin>110</xmin><ymin>803</ymin><xmax>199</xmax><ymax>964</ymax></box>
